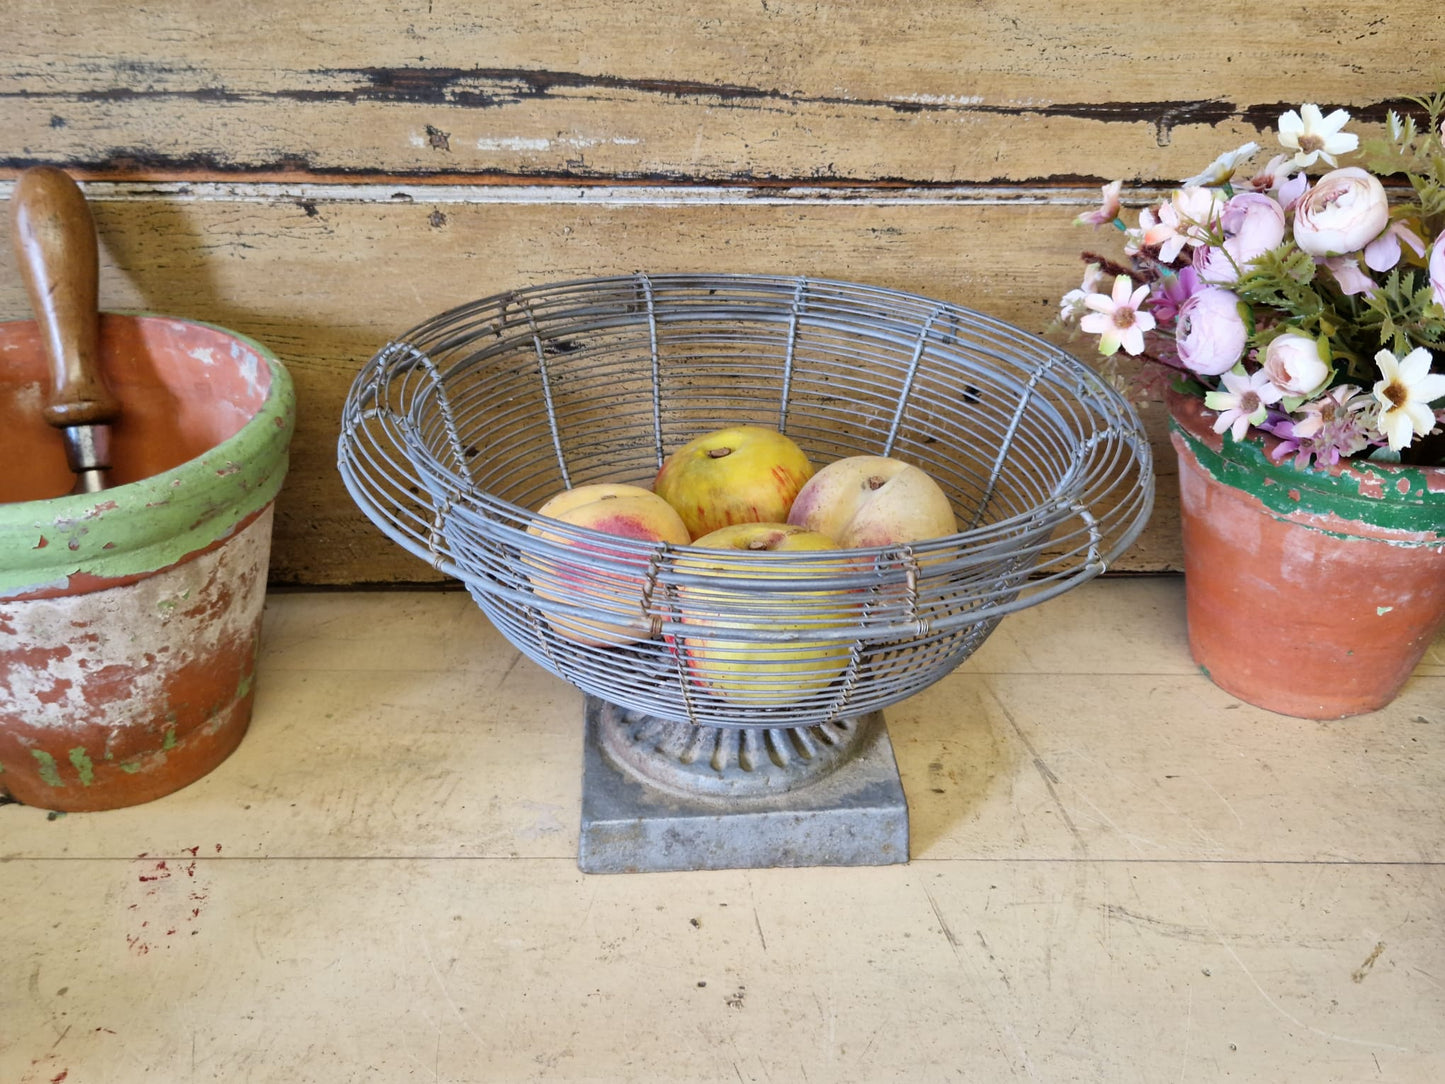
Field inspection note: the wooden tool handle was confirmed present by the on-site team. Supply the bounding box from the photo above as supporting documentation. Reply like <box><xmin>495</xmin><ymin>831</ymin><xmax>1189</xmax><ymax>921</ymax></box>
<box><xmin>10</xmin><ymin>165</ymin><xmax>120</xmax><ymax>428</ymax></box>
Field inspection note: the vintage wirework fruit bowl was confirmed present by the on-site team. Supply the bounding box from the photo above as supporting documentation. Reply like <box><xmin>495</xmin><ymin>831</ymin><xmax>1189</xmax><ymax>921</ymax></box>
<box><xmin>339</xmin><ymin>273</ymin><xmax>1153</xmax><ymax>729</ymax></box>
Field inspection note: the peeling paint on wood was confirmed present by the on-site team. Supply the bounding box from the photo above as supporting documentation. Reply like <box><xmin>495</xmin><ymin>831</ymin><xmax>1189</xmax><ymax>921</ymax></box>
<box><xmin>1</xmin><ymin>0</ymin><xmax>1431</xmax><ymax>583</ymax></box>
<box><xmin>3</xmin><ymin>1</ymin><xmax>1439</xmax><ymax>183</ymax></box>
<box><xmin>0</xmin><ymin>189</ymin><xmax>1179</xmax><ymax>584</ymax></box>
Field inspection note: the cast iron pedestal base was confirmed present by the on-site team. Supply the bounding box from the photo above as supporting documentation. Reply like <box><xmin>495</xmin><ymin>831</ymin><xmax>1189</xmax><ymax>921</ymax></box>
<box><xmin>578</xmin><ymin>695</ymin><xmax>910</xmax><ymax>874</ymax></box>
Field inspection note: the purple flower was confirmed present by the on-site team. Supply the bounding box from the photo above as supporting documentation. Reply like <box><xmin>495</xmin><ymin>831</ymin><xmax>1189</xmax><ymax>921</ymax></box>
<box><xmin>1320</xmin><ymin>256</ymin><xmax>1378</xmax><ymax>297</ymax></box>
<box><xmin>1268</xmin><ymin>385</ymin><xmax>1377</xmax><ymax>467</ymax></box>
<box><xmin>1149</xmin><ymin>266</ymin><xmax>1201</xmax><ymax>324</ymax></box>
<box><xmin>1175</xmin><ymin>288</ymin><xmax>1248</xmax><ymax>376</ymax></box>
<box><xmin>1363</xmin><ymin>221</ymin><xmax>1427</xmax><ymax>273</ymax></box>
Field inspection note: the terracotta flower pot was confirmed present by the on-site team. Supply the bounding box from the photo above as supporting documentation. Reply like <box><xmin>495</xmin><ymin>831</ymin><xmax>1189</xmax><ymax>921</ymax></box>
<box><xmin>1167</xmin><ymin>390</ymin><xmax>1445</xmax><ymax>719</ymax></box>
<box><xmin>0</xmin><ymin>314</ymin><xmax>294</xmax><ymax>810</ymax></box>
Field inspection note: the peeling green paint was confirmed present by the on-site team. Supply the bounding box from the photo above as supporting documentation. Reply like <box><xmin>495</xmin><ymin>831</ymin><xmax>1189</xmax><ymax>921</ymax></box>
<box><xmin>119</xmin><ymin>761</ymin><xmax>142</xmax><ymax>774</ymax></box>
<box><xmin>1378</xmin><ymin>606</ymin><xmax>1395</xmax><ymax>616</ymax></box>
<box><xmin>162</xmin><ymin>727</ymin><xmax>178</xmax><ymax>751</ymax></box>
<box><xmin>1171</xmin><ymin>418</ymin><xmax>1445</xmax><ymax>541</ymax></box>
<box><xmin>237</xmin><ymin>672</ymin><xmax>254</xmax><ymax>701</ymax></box>
<box><xmin>0</xmin><ymin>315</ymin><xmax>294</xmax><ymax>597</ymax></box>
<box><xmin>31</xmin><ymin>749</ymin><xmax>63</xmax><ymax>788</ymax></box>
<box><xmin>68</xmin><ymin>747</ymin><xmax>95</xmax><ymax>786</ymax></box>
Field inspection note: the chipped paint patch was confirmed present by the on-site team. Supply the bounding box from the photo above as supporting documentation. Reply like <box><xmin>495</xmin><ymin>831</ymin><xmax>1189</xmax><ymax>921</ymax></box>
<box><xmin>31</xmin><ymin>749</ymin><xmax>62</xmax><ymax>787</ymax></box>
<box><xmin>0</xmin><ymin>510</ymin><xmax>273</xmax><ymax>809</ymax></box>
<box><xmin>0</xmin><ymin>315</ymin><xmax>294</xmax><ymax>598</ymax></box>
<box><xmin>476</xmin><ymin>136</ymin><xmax>553</xmax><ymax>152</ymax></box>
<box><xmin>0</xmin><ymin>510</ymin><xmax>273</xmax><ymax>732</ymax></box>
<box><xmin>69</xmin><ymin>746</ymin><xmax>95</xmax><ymax>785</ymax></box>
<box><xmin>1170</xmin><ymin>413</ymin><xmax>1445</xmax><ymax>542</ymax></box>
<box><xmin>475</xmin><ymin>134</ymin><xmax>642</xmax><ymax>152</ymax></box>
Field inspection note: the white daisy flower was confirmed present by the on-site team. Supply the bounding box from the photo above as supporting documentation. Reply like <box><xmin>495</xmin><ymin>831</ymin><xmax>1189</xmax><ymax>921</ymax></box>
<box><xmin>1277</xmin><ymin>104</ymin><xmax>1358</xmax><ymax>170</ymax></box>
<box><xmin>1372</xmin><ymin>347</ymin><xmax>1445</xmax><ymax>450</ymax></box>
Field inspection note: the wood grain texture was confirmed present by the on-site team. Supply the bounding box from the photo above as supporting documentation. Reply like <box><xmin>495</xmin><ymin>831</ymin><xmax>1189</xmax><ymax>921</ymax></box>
<box><xmin>2</xmin><ymin>1</ymin><xmax>1439</xmax><ymax>183</ymax></box>
<box><xmin>3</xmin><ymin>0</ymin><xmax>1436</xmax><ymax>582</ymax></box>
<box><xmin>2</xmin><ymin>583</ymin><xmax>1442</xmax><ymax>1081</ymax></box>
<box><xmin>0</xmin><ymin>187</ymin><xmax>1180</xmax><ymax>583</ymax></box>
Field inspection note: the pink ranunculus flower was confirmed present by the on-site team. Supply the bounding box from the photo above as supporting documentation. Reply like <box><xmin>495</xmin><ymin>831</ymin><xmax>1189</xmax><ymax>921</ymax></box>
<box><xmin>1175</xmin><ymin>288</ymin><xmax>1248</xmax><ymax>376</ymax></box>
<box><xmin>1223</xmin><ymin>192</ymin><xmax>1287</xmax><ymax>261</ymax></box>
<box><xmin>1292</xmin><ymin>167</ymin><xmax>1390</xmax><ymax>257</ymax></box>
<box><xmin>1262</xmin><ymin>333</ymin><xmax>1331</xmax><ymax>397</ymax></box>
<box><xmin>1198</xmin><ymin>192</ymin><xmax>1287</xmax><ymax>284</ymax></box>
<box><xmin>1431</xmin><ymin>231</ymin><xmax>1445</xmax><ymax>312</ymax></box>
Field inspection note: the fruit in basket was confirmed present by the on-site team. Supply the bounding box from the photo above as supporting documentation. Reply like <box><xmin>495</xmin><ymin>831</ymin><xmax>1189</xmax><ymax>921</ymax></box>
<box><xmin>526</xmin><ymin>483</ymin><xmax>691</xmax><ymax>646</ymax></box>
<box><xmin>673</xmin><ymin>523</ymin><xmax>858</xmax><ymax>706</ymax></box>
<box><xmin>653</xmin><ymin>425</ymin><xmax>814</xmax><ymax>539</ymax></box>
<box><xmin>786</xmin><ymin>455</ymin><xmax>957</xmax><ymax>548</ymax></box>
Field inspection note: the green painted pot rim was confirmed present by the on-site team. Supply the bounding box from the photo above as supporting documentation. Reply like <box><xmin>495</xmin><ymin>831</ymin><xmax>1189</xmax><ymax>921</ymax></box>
<box><xmin>1167</xmin><ymin>390</ymin><xmax>1445</xmax><ymax>538</ymax></box>
<box><xmin>0</xmin><ymin>313</ymin><xmax>295</xmax><ymax>598</ymax></box>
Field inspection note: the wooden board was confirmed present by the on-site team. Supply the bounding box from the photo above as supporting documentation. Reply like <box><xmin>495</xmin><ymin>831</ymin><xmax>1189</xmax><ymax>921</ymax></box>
<box><xmin>0</xmin><ymin>188</ymin><xmax>1180</xmax><ymax>584</ymax></box>
<box><xmin>3</xmin><ymin>583</ymin><xmax>1443</xmax><ymax>1081</ymax></box>
<box><xmin>1</xmin><ymin>0</ymin><xmax>1436</xmax><ymax>583</ymax></box>
<box><xmin>3</xmin><ymin>2</ymin><xmax>1440</xmax><ymax>184</ymax></box>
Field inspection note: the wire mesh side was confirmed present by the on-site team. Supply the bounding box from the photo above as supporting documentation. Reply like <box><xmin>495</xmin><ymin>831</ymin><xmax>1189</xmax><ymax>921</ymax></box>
<box><xmin>338</xmin><ymin>273</ymin><xmax>1155</xmax><ymax>727</ymax></box>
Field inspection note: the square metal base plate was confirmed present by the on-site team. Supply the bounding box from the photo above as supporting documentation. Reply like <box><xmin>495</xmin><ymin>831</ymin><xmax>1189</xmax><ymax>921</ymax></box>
<box><xmin>578</xmin><ymin>696</ymin><xmax>910</xmax><ymax>874</ymax></box>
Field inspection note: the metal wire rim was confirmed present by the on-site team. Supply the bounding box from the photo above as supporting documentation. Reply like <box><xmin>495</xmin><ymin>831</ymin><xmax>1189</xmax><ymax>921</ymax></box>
<box><xmin>338</xmin><ymin>273</ymin><xmax>1154</xmax><ymax>728</ymax></box>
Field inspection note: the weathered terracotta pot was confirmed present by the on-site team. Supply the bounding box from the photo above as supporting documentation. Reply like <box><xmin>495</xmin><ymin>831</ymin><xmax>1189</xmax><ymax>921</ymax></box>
<box><xmin>1168</xmin><ymin>390</ymin><xmax>1445</xmax><ymax>719</ymax></box>
<box><xmin>0</xmin><ymin>313</ymin><xmax>294</xmax><ymax>810</ymax></box>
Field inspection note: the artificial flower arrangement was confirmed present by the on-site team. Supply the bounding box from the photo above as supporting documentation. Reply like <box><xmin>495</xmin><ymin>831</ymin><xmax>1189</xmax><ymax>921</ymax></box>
<box><xmin>1059</xmin><ymin>92</ymin><xmax>1445</xmax><ymax>468</ymax></box>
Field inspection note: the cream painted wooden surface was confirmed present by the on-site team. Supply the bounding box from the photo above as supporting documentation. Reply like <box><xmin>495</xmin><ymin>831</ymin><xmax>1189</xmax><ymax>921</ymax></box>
<box><xmin>0</xmin><ymin>187</ymin><xmax>1181</xmax><ymax>584</ymax></box>
<box><xmin>3</xmin><ymin>579</ymin><xmax>1443</xmax><ymax>1082</ymax></box>
<box><xmin>3</xmin><ymin>2</ymin><xmax>1440</xmax><ymax>183</ymax></box>
<box><xmin>0</xmin><ymin>1</ymin><xmax>1439</xmax><ymax>584</ymax></box>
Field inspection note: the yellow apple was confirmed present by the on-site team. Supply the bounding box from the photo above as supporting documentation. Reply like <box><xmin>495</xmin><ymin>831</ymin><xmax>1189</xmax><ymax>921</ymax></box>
<box><xmin>786</xmin><ymin>455</ymin><xmax>957</xmax><ymax>548</ymax></box>
<box><xmin>653</xmin><ymin>425</ymin><xmax>814</xmax><ymax>539</ymax></box>
<box><xmin>526</xmin><ymin>483</ymin><xmax>691</xmax><ymax>646</ymax></box>
<box><xmin>673</xmin><ymin>522</ymin><xmax>859</xmax><ymax>707</ymax></box>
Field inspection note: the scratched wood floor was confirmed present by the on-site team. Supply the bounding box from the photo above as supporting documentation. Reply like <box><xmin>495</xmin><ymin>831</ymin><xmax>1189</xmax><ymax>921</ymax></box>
<box><xmin>2</xmin><ymin>576</ymin><xmax>1442</xmax><ymax>1083</ymax></box>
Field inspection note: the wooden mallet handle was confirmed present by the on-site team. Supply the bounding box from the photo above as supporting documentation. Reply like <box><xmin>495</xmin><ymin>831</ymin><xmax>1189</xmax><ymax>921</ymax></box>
<box><xmin>10</xmin><ymin>165</ymin><xmax>120</xmax><ymax>428</ymax></box>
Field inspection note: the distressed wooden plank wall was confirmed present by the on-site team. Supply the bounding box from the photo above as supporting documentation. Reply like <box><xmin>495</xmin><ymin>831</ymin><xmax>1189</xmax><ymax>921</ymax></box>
<box><xmin>2</xmin><ymin>1</ymin><xmax>1441</xmax><ymax>583</ymax></box>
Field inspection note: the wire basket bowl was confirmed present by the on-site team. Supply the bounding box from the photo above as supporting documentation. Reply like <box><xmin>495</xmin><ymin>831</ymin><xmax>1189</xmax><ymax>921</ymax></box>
<box><xmin>339</xmin><ymin>273</ymin><xmax>1154</xmax><ymax>729</ymax></box>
